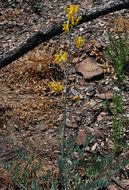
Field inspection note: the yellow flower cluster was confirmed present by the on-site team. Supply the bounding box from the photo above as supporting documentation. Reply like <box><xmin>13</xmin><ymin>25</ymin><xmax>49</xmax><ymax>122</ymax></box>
<box><xmin>75</xmin><ymin>36</ymin><xmax>85</xmax><ymax>48</ymax></box>
<box><xmin>63</xmin><ymin>4</ymin><xmax>81</xmax><ymax>32</ymax></box>
<box><xmin>49</xmin><ymin>4</ymin><xmax>85</xmax><ymax>95</ymax></box>
<box><xmin>50</xmin><ymin>81</ymin><xmax>64</xmax><ymax>93</ymax></box>
<box><xmin>54</xmin><ymin>51</ymin><xmax>68</xmax><ymax>63</ymax></box>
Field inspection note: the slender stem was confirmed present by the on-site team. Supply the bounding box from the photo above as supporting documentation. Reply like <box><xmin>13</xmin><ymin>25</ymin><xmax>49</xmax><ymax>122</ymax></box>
<box><xmin>61</xmin><ymin>30</ymin><xmax>72</xmax><ymax>158</ymax></box>
<box><xmin>60</xmin><ymin>29</ymin><xmax>72</xmax><ymax>190</ymax></box>
<box><xmin>61</xmin><ymin>74</ymin><xmax>68</xmax><ymax>158</ymax></box>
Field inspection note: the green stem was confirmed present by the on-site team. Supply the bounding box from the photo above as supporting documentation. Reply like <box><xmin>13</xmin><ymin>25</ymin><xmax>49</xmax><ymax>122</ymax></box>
<box><xmin>61</xmin><ymin>76</ymin><xmax>67</xmax><ymax>158</ymax></box>
<box><xmin>60</xmin><ymin>29</ymin><xmax>72</xmax><ymax>190</ymax></box>
<box><xmin>61</xmin><ymin>30</ymin><xmax>72</xmax><ymax>159</ymax></box>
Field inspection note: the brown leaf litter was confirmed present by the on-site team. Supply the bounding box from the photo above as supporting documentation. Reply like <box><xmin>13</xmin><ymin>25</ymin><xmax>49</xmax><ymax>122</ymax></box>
<box><xmin>0</xmin><ymin>44</ymin><xmax>64</xmax><ymax>127</ymax></box>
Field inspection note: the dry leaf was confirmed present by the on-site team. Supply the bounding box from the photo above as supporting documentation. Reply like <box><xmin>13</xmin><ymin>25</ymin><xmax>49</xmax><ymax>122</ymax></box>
<box><xmin>114</xmin><ymin>17</ymin><xmax>129</xmax><ymax>32</ymax></box>
<box><xmin>76</xmin><ymin>129</ymin><xmax>86</xmax><ymax>145</ymax></box>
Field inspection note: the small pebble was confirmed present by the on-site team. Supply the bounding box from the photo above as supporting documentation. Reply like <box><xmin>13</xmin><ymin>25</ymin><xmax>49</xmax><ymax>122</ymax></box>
<box><xmin>79</xmin><ymin>27</ymin><xmax>84</xmax><ymax>32</ymax></box>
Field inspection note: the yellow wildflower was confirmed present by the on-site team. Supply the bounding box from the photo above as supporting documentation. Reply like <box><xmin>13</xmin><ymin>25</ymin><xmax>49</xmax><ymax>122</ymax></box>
<box><xmin>63</xmin><ymin>21</ymin><xmax>70</xmax><ymax>32</ymax></box>
<box><xmin>65</xmin><ymin>4</ymin><xmax>79</xmax><ymax>18</ymax></box>
<box><xmin>73</xmin><ymin>94</ymin><xmax>83</xmax><ymax>101</ymax></box>
<box><xmin>71</xmin><ymin>15</ymin><xmax>74</xmax><ymax>26</ymax></box>
<box><xmin>50</xmin><ymin>81</ymin><xmax>64</xmax><ymax>93</ymax></box>
<box><xmin>54</xmin><ymin>51</ymin><xmax>68</xmax><ymax>63</ymax></box>
<box><xmin>54</xmin><ymin>54</ymin><xmax>61</xmax><ymax>63</ymax></box>
<box><xmin>61</xmin><ymin>51</ymin><xmax>68</xmax><ymax>62</ymax></box>
<box><xmin>75</xmin><ymin>36</ymin><xmax>85</xmax><ymax>48</ymax></box>
<box><xmin>65</xmin><ymin>4</ymin><xmax>80</xmax><ymax>26</ymax></box>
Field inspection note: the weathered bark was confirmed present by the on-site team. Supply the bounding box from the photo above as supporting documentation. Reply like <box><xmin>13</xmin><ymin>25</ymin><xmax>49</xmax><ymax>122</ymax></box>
<box><xmin>0</xmin><ymin>0</ymin><xmax>129</xmax><ymax>69</ymax></box>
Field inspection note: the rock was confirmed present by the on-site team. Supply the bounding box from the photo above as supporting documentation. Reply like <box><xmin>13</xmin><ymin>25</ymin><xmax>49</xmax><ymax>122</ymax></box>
<box><xmin>85</xmin><ymin>86</ymin><xmax>96</xmax><ymax>97</ymax></box>
<box><xmin>86</xmin><ymin>90</ymin><xmax>96</xmax><ymax>97</ymax></box>
<box><xmin>72</xmin><ymin>57</ymin><xmax>79</xmax><ymax>64</ymax></box>
<box><xmin>70</xmin><ymin>87</ymin><xmax>79</xmax><ymax>96</ymax></box>
<box><xmin>113</xmin><ymin>86</ymin><xmax>120</xmax><ymax>92</ymax></box>
<box><xmin>79</xmin><ymin>27</ymin><xmax>84</xmax><ymax>32</ymax></box>
<box><xmin>76</xmin><ymin>116</ymin><xmax>82</xmax><ymax>122</ymax></box>
<box><xmin>108</xmin><ymin>185</ymin><xmax>118</xmax><ymax>190</ymax></box>
<box><xmin>94</xmin><ymin>128</ymin><xmax>104</xmax><ymax>138</ymax></box>
<box><xmin>96</xmin><ymin>92</ymin><xmax>113</xmax><ymax>100</ymax></box>
<box><xmin>93</xmin><ymin>39</ymin><xmax>104</xmax><ymax>49</ymax></box>
<box><xmin>81</xmin><ymin>0</ymin><xmax>93</xmax><ymax>9</ymax></box>
<box><xmin>88</xmin><ymin>99</ymin><xmax>96</xmax><ymax>108</ymax></box>
<box><xmin>85</xmin><ymin>127</ymin><xmax>95</xmax><ymax>135</ymax></box>
<box><xmin>85</xmin><ymin>86</ymin><xmax>95</xmax><ymax>93</ymax></box>
<box><xmin>66</xmin><ymin>117</ymin><xmax>78</xmax><ymax>128</ymax></box>
<box><xmin>91</xmin><ymin>142</ymin><xmax>98</xmax><ymax>151</ymax></box>
<box><xmin>121</xmin><ymin>179</ymin><xmax>129</xmax><ymax>187</ymax></box>
<box><xmin>76</xmin><ymin>57</ymin><xmax>103</xmax><ymax>80</ymax></box>
<box><xmin>97</xmin><ymin>114</ymin><xmax>103</xmax><ymax>121</ymax></box>
<box><xmin>69</xmin><ymin>76</ymin><xmax>76</xmax><ymax>82</ymax></box>
<box><xmin>101</xmin><ymin>141</ymin><xmax>104</xmax><ymax>147</ymax></box>
<box><xmin>97</xmin><ymin>112</ymin><xmax>107</xmax><ymax>121</ymax></box>
<box><xmin>124</xmin><ymin>150</ymin><xmax>129</xmax><ymax>159</ymax></box>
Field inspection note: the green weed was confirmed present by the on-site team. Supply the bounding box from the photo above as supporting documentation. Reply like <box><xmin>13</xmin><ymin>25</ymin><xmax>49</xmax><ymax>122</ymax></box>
<box><xmin>4</xmin><ymin>138</ymin><xmax>129</xmax><ymax>190</ymax></box>
<box><xmin>112</xmin><ymin>92</ymin><xmax>126</xmax><ymax>152</ymax></box>
<box><xmin>105</xmin><ymin>31</ymin><xmax>129</xmax><ymax>87</ymax></box>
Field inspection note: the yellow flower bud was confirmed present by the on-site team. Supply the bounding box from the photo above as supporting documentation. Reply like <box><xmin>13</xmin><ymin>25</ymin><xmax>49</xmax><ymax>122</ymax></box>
<box><xmin>63</xmin><ymin>21</ymin><xmax>70</xmax><ymax>32</ymax></box>
<box><xmin>75</xmin><ymin>16</ymin><xmax>82</xmax><ymax>25</ymax></box>
<box><xmin>65</xmin><ymin>4</ymin><xmax>80</xmax><ymax>26</ymax></box>
<box><xmin>75</xmin><ymin>36</ymin><xmax>85</xmax><ymax>48</ymax></box>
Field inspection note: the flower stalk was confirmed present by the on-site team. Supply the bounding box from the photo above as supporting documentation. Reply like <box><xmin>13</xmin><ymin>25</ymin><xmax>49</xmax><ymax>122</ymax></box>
<box><xmin>61</xmin><ymin>29</ymin><xmax>72</xmax><ymax>158</ymax></box>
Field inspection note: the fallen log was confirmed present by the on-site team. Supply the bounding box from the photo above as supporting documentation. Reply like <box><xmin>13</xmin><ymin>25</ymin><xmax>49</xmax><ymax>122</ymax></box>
<box><xmin>0</xmin><ymin>0</ymin><xmax>129</xmax><ymax>69</ymax></box>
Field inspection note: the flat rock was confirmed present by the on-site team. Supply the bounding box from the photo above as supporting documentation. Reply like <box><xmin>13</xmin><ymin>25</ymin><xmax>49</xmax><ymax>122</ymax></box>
<box><xmin>91</xmin><ymin>142</ymin><xmax>98</xmax><ymax>151</ymax></box>
<box><xmin>107</xmin><ymin>185</ymin><xmax>118</xmax><ymax>190</ymax></box>
<box><xmin>97</xmin><ymin>112</ymin><xmax>107</xmax><ymax>121</ymax></box>
<box><xmin>70</xmin><ymin>87</ymin><xmax>79</xmax><ymax>96</ymax></box>
<box><xmin>76</xmin><ymin>57</ymin><xmax>103</xmax><ymax>80</ymax></box>
<box><xmin>66</xmin><ymin>117</ymin><xmax>78</xmax><ymax>128</ymax></box>
<box><xmin>96</xmin><ymin>92</ymin><xmax>113</xmax><ymax>100</ymax></box>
